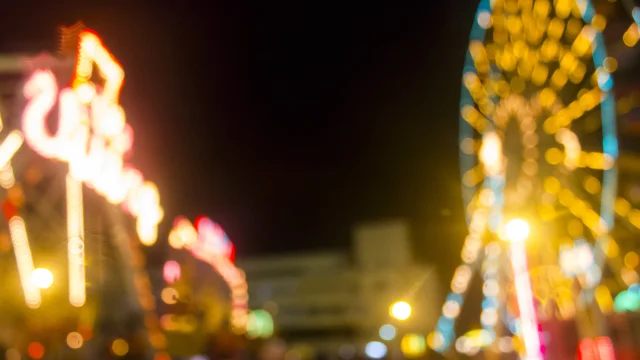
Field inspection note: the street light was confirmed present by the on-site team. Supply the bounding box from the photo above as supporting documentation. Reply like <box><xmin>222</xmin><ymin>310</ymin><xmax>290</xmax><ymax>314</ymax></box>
<box><xmin>390</xmin><ymin>301</ymin><xmax>412</xmax><ymax>321</ymax></box>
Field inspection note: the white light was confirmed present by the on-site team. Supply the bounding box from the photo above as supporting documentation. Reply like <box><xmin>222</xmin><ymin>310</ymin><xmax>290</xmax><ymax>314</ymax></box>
<box><xmin>479</xmin><ymin>131</ymin><xmax>503</xmax><ymax>177</ymax></box>
<box><xmin>379</xmin><ymin>324</ymin><xmax>397</xmax><ymax>341</ymax></box>
<box><xmin>390</xmin><ymin>301</ymin><xmax>412</xmax><ymax>320</ymax></box>
<box><xmin>365</xmin><ymin>342</ymin><xmax>387</xmax><ymax>359</ymax></box>
<box><xmin>477</xmin><ymin>11</ymin><xmax>492</xmax><ymax>29</ymax></box>
<box><xmin>504</xmin><ymin>219</ymin><xmax>530</xmax><ymax>243</ymax></box>
<box><xmin>510</xmin><ymin>241</ymin><xmax>543</xmax><ymax>359</ymax></box>
<box><xmin>31</xmin><ymin>268</ymin><xmax>53</xmax><ymax>289</ymax></box>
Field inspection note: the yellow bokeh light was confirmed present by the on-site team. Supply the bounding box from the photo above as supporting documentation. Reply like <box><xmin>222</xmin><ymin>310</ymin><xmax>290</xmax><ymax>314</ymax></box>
<box><xmin>615</xmin><ymin>197</ymin><xmax>631</xmax><ymax>216</ymax></box>
<box><xmin>390</xmin><ymin>301</ymin><xmax>412</xmax><ymax>321</ymax></box>
<box><xmin>533</xmin><ymin>0</ymin><xmax>551</xmax><ymax>18</ymax></box>
<box><xmin>567</xmin><ymin>219</ymin><xmax>583</xmax><ymax>237</ymax></box>
<box><xmin>629</xmin><ymin>208</ymin><xmax>640</xmax><ymax>228</ymax></box>
<box><xmin>531</xmin><ymin>64</ymin><xmax>549</xmax><ymax>86</ymax></box>
<box><xmin>161</xmin><ymin>287</ymin><xmax>179</xmax><ymax>305</ymax></box>
<box><xmin>583</xmin><ymin>176</ymin><xmax>601</xmax><ymax>194</ymax></box>
<box><xmin>623</xmin><ymin>24</ymin><xmax>640</xmax><ymax>47</ymax></box>
<box><xmin>111</xmin><ymin>339</ymin><xmax>129</xmax><ymax>357</ymax></box>
<box><xmin>539</xmin><ymin>88</ymin><xmax>556</xmax><ymax>107</ymax></box>
<box><xmin>569</xmin><ymin>62</ymin><xmax>587</xmax><ymax>84</ymax></box>
<box><xmin>555</xmin><ymin>0</ymin><xmax>572</xmax><ymax>19</ymax></box>
<box><xmin>547</xmin><ymin>18</ymin><xmax>565</xmax><ymax>39</ymax></box>
<box><xmin>595</xmin><ymin>285</ymin><xmax>614</xmax><ymax>313</ymax></box>
<box><xmin>538</xmin><ymin>204</ymin><xmax>556</xmax><ymax>220</ymax></box>
<box><xmin>591</xmin><ymin>14</ymin><xmax>607</xmax><ymax>31</ymax></box>
<box><xmin>507</xmin><ymin>16</ymin><xmax>523</xmax><ymax>35</ymax></box>
<box><xmin>31</xmin><ymin>268</ymin><xmax>53</xmax><ymax>289</ymax></box>
<box><xmin>545</xmin><ymin>148</ymin><xmax>563</xmax><ymax>165</ymax></box>
<box><xmin>603</xmin><ymin>57</ymin><xmax>617</xmax><ymax>73</ymax></box>
<box><xmin>624</xmin><ymin>252</ymin><xmax>640</xmax><ymax>269</ymax></box>
<box><xmin>605</xmin><ymin>239</ymin><xmax>619</xmax><ymax>258</ymax></box>
<box><xmin>401</xmin><ymin>334</ymin><xmax>426</xmax><ymax>358</ymax></box>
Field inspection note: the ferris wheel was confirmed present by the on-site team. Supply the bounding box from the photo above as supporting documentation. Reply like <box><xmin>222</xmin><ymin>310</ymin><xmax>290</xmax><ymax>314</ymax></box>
<box><xmin>0</xmin><ymin>25</ymin><xmax>166</xmax><ymax>359</ymax></box>
<box><xmin>429</xmin><ymin>0</ymin><xmax>618</xmax><ymax>357</ymax></box>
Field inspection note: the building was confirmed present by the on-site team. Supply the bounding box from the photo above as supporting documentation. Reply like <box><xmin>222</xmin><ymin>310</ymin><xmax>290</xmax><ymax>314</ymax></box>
<box><xmin>236</xmin><ymin>219</ymin><xmax>440</xmax><ymax>358</ymax></box>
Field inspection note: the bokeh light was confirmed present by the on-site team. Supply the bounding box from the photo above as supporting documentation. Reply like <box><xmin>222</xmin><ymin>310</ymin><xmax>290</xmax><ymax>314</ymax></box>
<box><xmin>364</xmin><ymin>341</ymin><xmax>387</xmax><ymax>359</ymax></box>
<box><xmin>66</xmin><ymin>332</ymin><xmax>83</xmax><ymax>349</ymax></box>
<box><xmin>401</xmin><ymin>334</ymin><xmax>426</xmax><ymax>358</ymax></box>
<box><xmin>161</xmin><ymin>287</ymin><xmax>179</xmax><ymax>305</ymax></box>
<box><xmin>390</xmin><ymin>301</ymin><xmax>412</xmax><ymax>320</ymax></box>
<box><xmin>31</xmin><ymin>268</ymin><xmax>53</xmax><ymax>289</ymax></box>
<box><xmin>5</xmin><ymin>348</ymin><xmax>20</xmax><ymax>360</ymax></box>
<box><xmin>379</xmin><ymin>324</ymin><xmax>396</xmax><ymax>341</ymax></box>
<box><xmin>246</xmin><ymin>309</ymin><xmax>274</xmax><ymax>339</ymax></box>
<box><xmin>163</xmin><ymin>260</ymin><xmax>181</xmax><ymax>284</ymax></box>
<box><xmin>27</xmin><ymin>343</ymin><xmax>44</xmax><ymax>360</ymax></box>
<box><xmin>111</xmin><ymin>339</ymin><xmax>129</xmax><ymax>356</ymax></box>
<box><xmin>504</xmin><ymin>219</ymin><xmax>530</xmax><ymax>243</ymax></box>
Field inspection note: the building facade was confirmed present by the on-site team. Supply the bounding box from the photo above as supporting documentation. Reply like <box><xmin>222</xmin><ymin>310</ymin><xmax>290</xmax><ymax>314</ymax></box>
<box><xmin>237</xmin><ymin>219</ymin><xmax>439</xmax><ymax>358</ymax></box>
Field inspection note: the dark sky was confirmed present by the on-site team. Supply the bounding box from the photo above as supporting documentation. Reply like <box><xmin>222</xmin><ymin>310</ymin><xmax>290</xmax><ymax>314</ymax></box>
<box><xmin>2</xmin><ymin>2</ymin><xmax>479</xmax><ymax>278</ymax></box>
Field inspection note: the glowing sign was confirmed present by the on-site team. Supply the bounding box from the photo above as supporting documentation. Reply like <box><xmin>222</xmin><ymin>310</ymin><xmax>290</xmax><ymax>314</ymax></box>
<box><xmin>21</xmin><ymin>30</ymin><xmax>163</xmax><ymax>246</ymax></box>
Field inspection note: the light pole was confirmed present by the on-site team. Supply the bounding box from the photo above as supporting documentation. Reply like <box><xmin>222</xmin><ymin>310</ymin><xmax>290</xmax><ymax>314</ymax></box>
<box><xmin>504</xmin><ymin>219</ymin><xmax>544</xmax><ymax>360</ymax></box>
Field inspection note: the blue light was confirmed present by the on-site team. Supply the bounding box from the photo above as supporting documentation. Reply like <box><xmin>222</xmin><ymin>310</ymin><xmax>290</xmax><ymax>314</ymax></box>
<box><xmin>437</xmin><ymin>317</ymin><xmax>454</xmax><ymax>332</ymax></box>
<box><xmin>482</xmin><ymin>297</ymin><xmax>499</xmax><ymax>310</ymax></box>
<box><xmin>365</xmin><ymin>342</ymin><xmax>387</xmax><ymax>359</ymax></box>
<box><xmin>597</xmin><ymin>71</ymin><xmax>613</xmax><ymax>92</ymax></box>
<box><xmin>446</xmin><ymin>293</ymin><xmax>463</xmax><ymax>303</ymax></box>
<box><xmin>633</xmin><ymin>7</ymin><xmax>640</xmax><ymax>24</ymax></box>
<box><xmin>603</xmin><ymin>136</ymin><xmax>618</xmax><ymax>158</ymax></box>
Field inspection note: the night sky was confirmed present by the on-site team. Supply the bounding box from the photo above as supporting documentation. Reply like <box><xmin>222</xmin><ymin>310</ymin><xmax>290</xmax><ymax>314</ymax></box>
<box><xmin>2</xmin><ymin>2</ymin><xmax>480</xmax><ymax>280</ymax></box>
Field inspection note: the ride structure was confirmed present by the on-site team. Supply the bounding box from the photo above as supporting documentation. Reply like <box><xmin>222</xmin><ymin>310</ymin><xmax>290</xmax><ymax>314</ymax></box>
<box><xmin>0</xmin><ymin>24</ymin><xmax>165</xmax><ymax>359</ymax></box>
<box><xmin>429</xmin><ymin>0</ymin><xmax>624</xmax><ymax>358</ymax></box>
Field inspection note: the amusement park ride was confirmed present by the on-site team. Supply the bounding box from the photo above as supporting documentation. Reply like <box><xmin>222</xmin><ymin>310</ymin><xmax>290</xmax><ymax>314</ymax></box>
<box><xmin>428</xmin><ymin>0</ymin><xmax>640</xmax><ymax>359</ymax></box>
<box><xmin>0</xmin><ymin>22</ymin><xmax>252</xmax><ymax>360</ymax></box>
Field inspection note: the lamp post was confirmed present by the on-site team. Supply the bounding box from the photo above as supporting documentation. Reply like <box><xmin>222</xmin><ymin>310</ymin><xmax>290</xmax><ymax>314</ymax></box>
<box><xmin>504</xmin><ymin>219</ymin><xmax>544</xmax><ymax>360</ymax></box>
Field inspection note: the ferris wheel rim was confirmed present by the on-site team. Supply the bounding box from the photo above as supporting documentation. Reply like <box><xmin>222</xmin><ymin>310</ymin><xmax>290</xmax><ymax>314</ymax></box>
<box><xmin>458</xmin><ymin>0</ymin><xmax>619</xmax><ymax>230</ymax></box>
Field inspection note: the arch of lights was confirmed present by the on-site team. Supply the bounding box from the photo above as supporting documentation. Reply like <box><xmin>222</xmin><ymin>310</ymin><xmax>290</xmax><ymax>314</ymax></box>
<box><xmin>430</xmin><ymin>0</ymin><xmax>618</xmax><ymax>358</ymax></box>
<box><xmin>167</xmin><ymin>216</ymin><xmax>248</xmax><ymax>334</ymax></box>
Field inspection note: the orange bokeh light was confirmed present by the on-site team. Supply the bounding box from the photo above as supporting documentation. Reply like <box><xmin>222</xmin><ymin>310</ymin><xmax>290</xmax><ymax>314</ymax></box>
<box><xmin>27</xmin><ymin>342</ymin><xmax>44</xmax><ymax>359</ymax></box>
